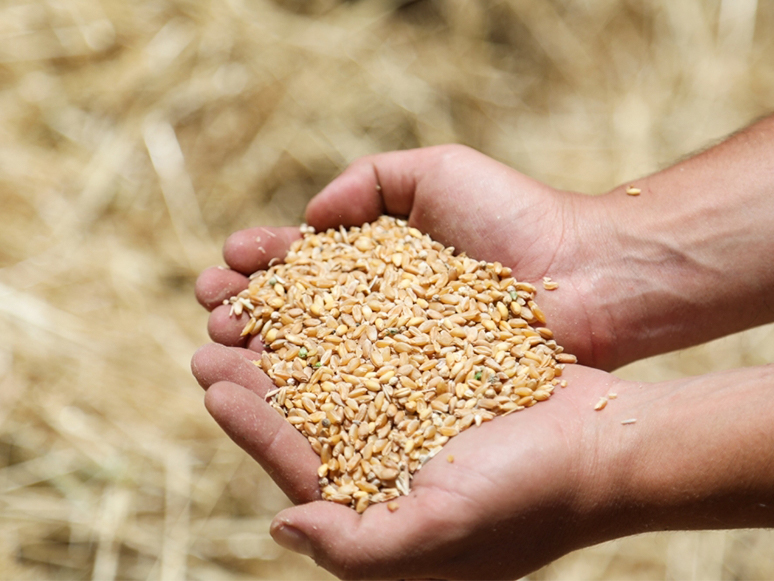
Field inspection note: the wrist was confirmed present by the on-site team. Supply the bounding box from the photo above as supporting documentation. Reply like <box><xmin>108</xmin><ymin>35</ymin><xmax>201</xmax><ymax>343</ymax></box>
<box><xmin>594</xmin><ymin>366</ymin><xmax>774</xmax><ymax>537</ymax></box>
<box><xmin>531</xmin><ymin>190</ymin><xmax>634</xmax><ymax>371</ymax></box>
<box><xmin>556</xmin><ymin>374</ymin><xmax>646</xmax><ymax>548</ymax></box>
<box><xmin>565</xmin><ymin>188</ymin><xmax>676</xmax><ymax>370</ymax></box>
<box><xmin>576</xmin><ymin>120</ymin><xmax>774</xmax><ymax>368</ymax></box>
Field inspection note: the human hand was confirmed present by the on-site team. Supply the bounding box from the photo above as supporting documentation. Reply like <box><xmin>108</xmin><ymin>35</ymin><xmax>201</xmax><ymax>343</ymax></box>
<box><xmin>196</xmin><ymin>145</ymin><xmax>622</xmax><ymax>370</ymax></box>
<box><xmin>192</xmin><ymin>341</ymin><xmax>628</xmax><ymax>580</ymax></box>
<box><xmin>191</xmin><ymin>145</ymin><xmax>632</xmax><ymax>578</ymax></box>
<box><xmin>193</xmin><ymin>143</ymin><xmax>774</xmax><ymax>578</ymax></box>
<box><xmin>192</xmin><ymin>340</ymin><xmax>774</xmax><ymax>579</ymax></box>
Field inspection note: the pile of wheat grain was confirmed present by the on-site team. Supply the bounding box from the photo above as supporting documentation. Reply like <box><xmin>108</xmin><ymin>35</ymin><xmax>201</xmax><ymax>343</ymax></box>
<box><xmin>229</xmin><ymin>216</ymin><xmax>574</xmax><ymax>512</ymax></box>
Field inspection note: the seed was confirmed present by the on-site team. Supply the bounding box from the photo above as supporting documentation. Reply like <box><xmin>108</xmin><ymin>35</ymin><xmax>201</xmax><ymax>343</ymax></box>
<box><xmin>228</xmin><ymin>216</ymin><xmax>573</xmax><ymax>512</ymax></box>
<box><xmin>379</xmin><ymin>468</ymin><xmax>399</xmax><ymax>481</ymax></box>
<box><xmin>387</xmin><ymin>502</ymin><xmax>399</xmax><ymax>512</ymax></box>
<box><xmin>357</xmin><ymin>480</ymin><xmax>379</xmax><ymax>494</ymax></box>
<box><xmin>626</xmin><ymin>185</ymin><xmax>641</xmax><ymax>196</ymax></box>
<box><xmin>363</xmin><ymin>379</ymin><xmax>380</xmax><ymax>392</ymax></box>
<box><xmin>267</xmin><ymin>296</ymin><xmax>284</xmax><ymax>309</ymax></box>
<box><xmin>355</xmin><ymin>496</ymin><xmax>370</xmax><ymax>513</ymax></box>
<box><xmin>529</xmin><ymin>301</ymin><xmax>546</xmax><ymax>324</ymax></box>
<box><xmin>439</xmin><ymin>426</ymin><xmax>458</xmax><ymax>437</ymax></box>
<box><xmin>594</xmin><ymin>397</ymin><xmax>608</xmax><ymax>411</ymax></box>
<box><xmin>556</xmin><ymin>353</ymin><xmax>577</xmax><ymax>364</ymax></box>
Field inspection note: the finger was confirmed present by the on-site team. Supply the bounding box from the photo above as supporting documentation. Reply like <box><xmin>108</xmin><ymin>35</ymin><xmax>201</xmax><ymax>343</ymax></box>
<box><xmin>245</xmin><ymin>333</ymin><xmax>267</xmax><ymax>352</ymax></box>
<box><xmin>223</xmin><ymin>226</ymin><xmax>302</xmax><ymax>275</ymax></box>
<box><xmin>195</xmin><ymin>266</ymin><xmax>249</xmax><ymax>311</ymax></box>
<box><xmin>191</xmin><ymin>343</ymin><xmax>264</xmax><ymax>392</ymax></box>
<box><xmin>207</xmin><ymin>304</ymin><xmax>250</xmax><ymax>347</ymax></box>
<box><xmin>270</xmin><ymin>488</ymin><xmax>466</xmax><ymax>580</ymax></box>
<box><xmin>305</xmin><ymin>148</ymin><xmax>439</xmax><ymax>231</ymax></box>
<box><xmin>205</xmin><ymin>381</ymin><xmax>322</xmax><ymax>504</ymax></box>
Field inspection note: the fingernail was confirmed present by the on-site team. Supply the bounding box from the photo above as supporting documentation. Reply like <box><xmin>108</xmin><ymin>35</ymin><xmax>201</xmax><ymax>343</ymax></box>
<box><xmin>271</xmin><ymin>522</ymin><xmax>314</xmax><ymax>558</ymax></box>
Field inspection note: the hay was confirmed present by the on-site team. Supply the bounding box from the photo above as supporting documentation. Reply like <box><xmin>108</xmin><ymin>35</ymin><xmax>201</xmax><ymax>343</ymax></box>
<box><xmin>1</xmin><ymin>0</ymin><xmax>773</xmax><ymax>578</ymax></box>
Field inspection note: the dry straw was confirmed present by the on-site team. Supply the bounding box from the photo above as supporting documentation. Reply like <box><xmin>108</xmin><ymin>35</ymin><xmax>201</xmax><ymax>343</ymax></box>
<box><xmin>231</xmin><ymin>216</ymin><xmax>574</xmax><ymax>511</ymax></box>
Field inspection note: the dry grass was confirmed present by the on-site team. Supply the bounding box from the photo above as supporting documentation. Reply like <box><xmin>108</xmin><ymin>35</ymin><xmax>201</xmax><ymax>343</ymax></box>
<box><xmin>1</xmin><ymin>0</ymin><xmax>773</xmax><ymax>578</ymax></box>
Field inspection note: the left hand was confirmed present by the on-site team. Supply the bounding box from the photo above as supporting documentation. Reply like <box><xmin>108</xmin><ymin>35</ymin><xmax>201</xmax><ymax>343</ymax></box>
<box><xmin>193</xmin><ymin>340</ymin><xmax>625</xmax><ymax>580</ymax></box>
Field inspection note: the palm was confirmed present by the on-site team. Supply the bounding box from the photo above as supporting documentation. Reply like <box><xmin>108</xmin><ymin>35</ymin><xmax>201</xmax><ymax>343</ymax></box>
<box><xmin>193</xmin><ymin>341</ymin><xmax>618</xmax><ymax>579</ymax></box>
<box><xmin>375</xmin><ymin>364</ymin><xmax>612</xmax><ymax>579</ymax></box>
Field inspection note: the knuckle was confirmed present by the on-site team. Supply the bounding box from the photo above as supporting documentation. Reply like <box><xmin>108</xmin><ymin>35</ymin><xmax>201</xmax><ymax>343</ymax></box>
<box><xmin>347</xmin><ymin>154</ymin><xmax>378</xmax><ymax>173</ymax></box>
<box><xmin>427</xmin><ymin>143</ymin><xmax>474</xmax><ymax>174</ymax></box>
<box><xmin>434</xmin><ymin>142</ymin><xmax>473</xmax><ymax>158</ymax></box>
<box><xmin>320</xmin><ymin>549</ymin><xmax>375</xmax><ymax>580</ymax></box>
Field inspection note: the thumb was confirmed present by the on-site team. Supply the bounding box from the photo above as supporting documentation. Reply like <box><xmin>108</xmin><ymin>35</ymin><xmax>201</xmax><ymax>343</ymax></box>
<box><xmin>269</xmin><ymin>491</ymin><xmax>455</xmax><ymax>580</ymax></box>
<box><xmin>305</xmin><ymin>147</ymin><xmax>449</xmax><ymax>231</ymax></box>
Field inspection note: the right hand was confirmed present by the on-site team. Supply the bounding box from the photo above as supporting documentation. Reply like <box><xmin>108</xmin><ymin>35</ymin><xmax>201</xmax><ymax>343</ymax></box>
<box><xmin>197</xmin><ymin>145</ymin><xmax>623</xmax><ymax>369</ymax></box>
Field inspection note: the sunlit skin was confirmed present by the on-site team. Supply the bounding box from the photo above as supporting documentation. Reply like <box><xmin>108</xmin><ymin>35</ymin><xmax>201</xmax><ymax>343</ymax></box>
<box><xmin>197</xmin><ymin>146</ymin><xmax>614</xmax><ymax>370</ymax></box>
<box><xmin>193</xmin><ymin>119</ymin><xmax>774</xmax><ymax>579</ymax></box>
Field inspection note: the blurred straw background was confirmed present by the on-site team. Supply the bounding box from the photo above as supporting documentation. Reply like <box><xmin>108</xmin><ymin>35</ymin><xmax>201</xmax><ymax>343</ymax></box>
<box><xmin>1</xmin><ymin>0</ymin><xmax>773</xmax><ymax>579</ymax></box>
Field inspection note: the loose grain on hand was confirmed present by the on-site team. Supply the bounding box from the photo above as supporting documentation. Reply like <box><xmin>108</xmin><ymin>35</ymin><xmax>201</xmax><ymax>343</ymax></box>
<box><xmin>229</xmin><ymin>216</ymin><xmax>574</xmax><ymax>512</ymax></box>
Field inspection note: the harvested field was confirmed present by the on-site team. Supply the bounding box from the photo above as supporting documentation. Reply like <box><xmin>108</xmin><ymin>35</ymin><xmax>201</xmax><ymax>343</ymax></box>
<box><xmin>1</xmin><ymin>0</ymin><xmax>774</xmax><ymax>579</ymax></box>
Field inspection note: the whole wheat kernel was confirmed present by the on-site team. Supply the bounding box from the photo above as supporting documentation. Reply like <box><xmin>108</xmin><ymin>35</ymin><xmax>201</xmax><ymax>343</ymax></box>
<box><xmin>230</xmin><ymin>216</ymin><xmax>574</xmax><ymax>512</ymax></box>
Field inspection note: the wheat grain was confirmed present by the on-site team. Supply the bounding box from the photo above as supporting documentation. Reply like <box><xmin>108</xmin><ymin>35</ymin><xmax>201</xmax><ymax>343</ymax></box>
<box><xmin>231</xmin><ymin>216</ymin><xmax>574</xmax><ymax>512</ymax></box>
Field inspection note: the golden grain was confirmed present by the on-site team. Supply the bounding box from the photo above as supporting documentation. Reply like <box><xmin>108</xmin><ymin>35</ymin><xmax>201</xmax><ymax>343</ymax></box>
<box><xmin>230</xmin><ymin>216</ymin><xmax>573</xmax><ymax>511</ymax></box>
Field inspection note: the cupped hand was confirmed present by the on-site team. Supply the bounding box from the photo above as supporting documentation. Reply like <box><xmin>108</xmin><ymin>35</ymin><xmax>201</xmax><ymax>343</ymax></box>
<box><xmin>192</xmin><ymin>342</ymin><xmax>628</xmax><ymax>580</ymax></box>
<box><xmin>196</xmin><ymin>145</ymin><xmax>619</xmax><ymax>370</ymax></box>
<box><xmin>191</xmin><ymin>146</ymin><xmax>644</xmax><ymax>578</ymax></box>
